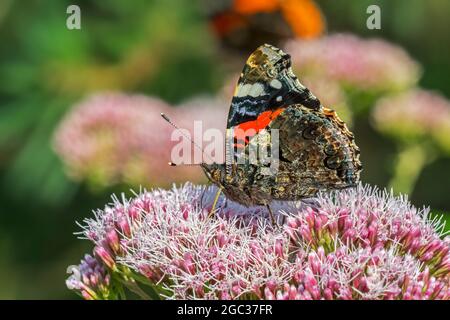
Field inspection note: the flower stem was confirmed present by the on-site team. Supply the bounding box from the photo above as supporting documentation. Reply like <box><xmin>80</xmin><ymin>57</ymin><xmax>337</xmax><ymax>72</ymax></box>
<box><xmin>114</xmin><ymin>272</ymin><xmax>152</xmax><ymax>300</ymax></box>
<box><xmin>389</xmin><ymin>143</ymin><xmax>435</xmax><ymax>195</ymax></box>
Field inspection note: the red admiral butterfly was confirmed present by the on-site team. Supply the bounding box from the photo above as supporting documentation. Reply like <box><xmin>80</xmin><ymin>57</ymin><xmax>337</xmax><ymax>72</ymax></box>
<box><xmin>201</xmin><ymin>44</ymin><xmax>361</xmax><ymax>221</ymax></box>
<box><xmin>163</xmin><ymin>44</ymin><xmax>361</xmax><ymax>225</ymax></box>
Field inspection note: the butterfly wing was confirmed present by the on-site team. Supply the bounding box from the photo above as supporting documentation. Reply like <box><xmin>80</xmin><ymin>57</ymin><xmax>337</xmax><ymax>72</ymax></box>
<box><xmin>244</xmin><ymin>104</ymin><xmax>362</xmax><ymax>201</ymax></box>
<box><xmin>227</xmin><ymin>44</ymin><xmax>321</xmax><ymax>129</ymax></box>
<box><xmin>202</xmin><ymin>44</ymin><xmax>361</xmax><ymax>206</ymax></box>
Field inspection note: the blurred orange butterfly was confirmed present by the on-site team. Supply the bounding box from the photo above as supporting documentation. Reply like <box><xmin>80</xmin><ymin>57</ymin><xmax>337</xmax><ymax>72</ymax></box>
<box><xmin>207</xmin><ymin>0</ymin><xmax>325</xmax><ymax>52</ymax></box>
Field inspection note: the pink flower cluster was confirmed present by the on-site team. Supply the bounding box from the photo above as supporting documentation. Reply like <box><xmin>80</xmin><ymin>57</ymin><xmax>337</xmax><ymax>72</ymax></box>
<box><xmin>372</xmin><ymin>89</ymin><xmax>450</xmax><ymax>153</ymax></box>
<box><xmin>285</xmin><ymin>34</ymin><xmax>421</xmax><ymax>92</ymax></box>
<box><xmin>66</xmin><ymin>254</ymin><xmax>111</xmax><ymax>300</ymax></box>
<box><xmin>53</xmin><ymin>93</ymin><xmax>227</xmax><ymax>188</ymax></box>
<box><xmin>68</xmin><ymin>183</ymin><xmax>450</xmax><ymax>300</ymax></box>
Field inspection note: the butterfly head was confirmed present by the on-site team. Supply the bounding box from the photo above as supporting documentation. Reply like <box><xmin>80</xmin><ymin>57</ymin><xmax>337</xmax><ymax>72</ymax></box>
<box><xmin>201</xmin><ymin>162</ymin><xmax>227</xmax><ymax>188</ymax></box>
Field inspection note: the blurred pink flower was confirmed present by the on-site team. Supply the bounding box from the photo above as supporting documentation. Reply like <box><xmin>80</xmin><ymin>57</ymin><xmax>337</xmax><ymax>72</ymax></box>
<box><xmin>372</xmin><ymin>89</ymin><xmax>450</xmax><ymax>153</ymax></box>
<box><xmin>53</xmin><ymin>93</ymin><xmax>229</xmax><ymax>188</ymax></box>
<box><xmin>70</xmin><ymin>183</ymin><xmax>450</xmax><ymax>300</ymax></box>
<box><xmin>285</xmin><ymin>34</ymin><xmax>421</xmax><ymax>92</ymax></box>
<box><xmin>301</xmin><ymin>75</ymin><xmax>352</xmax><ymax>124</ymax></box>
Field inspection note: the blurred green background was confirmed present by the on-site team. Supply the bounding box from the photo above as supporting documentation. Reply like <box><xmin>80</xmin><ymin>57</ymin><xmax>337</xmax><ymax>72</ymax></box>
<box><xmin>0</xmin><ymin>0</ymin><xmax>449</xmax><ymax>298</ymax></box>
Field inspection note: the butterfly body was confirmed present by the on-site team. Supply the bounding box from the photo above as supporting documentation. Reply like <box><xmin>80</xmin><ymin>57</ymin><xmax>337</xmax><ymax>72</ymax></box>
<box><xmin>201</xmin><ymin>44</ymin><xmax>361</xmax><ymax>207</ymax></box>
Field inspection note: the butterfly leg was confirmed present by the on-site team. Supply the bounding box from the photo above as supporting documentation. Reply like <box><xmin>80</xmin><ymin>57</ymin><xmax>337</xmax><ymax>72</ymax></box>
<box><xmin>266</xmin><ymin>205</ymin><xmax>278</xmax><ymax>227</ymax></box>
<box><xmin>208</xmin><ymin>188</ymin><xmax>222</xmax><ymax>218</ymax></box>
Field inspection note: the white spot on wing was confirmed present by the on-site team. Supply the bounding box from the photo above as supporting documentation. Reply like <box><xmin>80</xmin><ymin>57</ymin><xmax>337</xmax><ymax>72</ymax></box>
<box><xmin>270</xmin><ymin>79</ymin><xmax>282</xmax><ymax>89</ymax></box>
<box><xmin>236</xmin><ymin>83</ymin><xmax>266</xmax><ymax>98</ymax></box>
<box><xmin>236</xmin><ymin>83</ymin><xmax>251</xmax><ymax>97</ymax></box>
<box><xmin>249</xmin><ymin>83</ymin><xmax>265</xmax><ymax>97</ymax></box>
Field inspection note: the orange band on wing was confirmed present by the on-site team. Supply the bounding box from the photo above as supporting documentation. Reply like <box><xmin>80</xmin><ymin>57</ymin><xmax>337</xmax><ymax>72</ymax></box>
<box><xmin>233</xmin><ymin>108</ymin><xmax>285</xmax><ymax>148</ymax></box>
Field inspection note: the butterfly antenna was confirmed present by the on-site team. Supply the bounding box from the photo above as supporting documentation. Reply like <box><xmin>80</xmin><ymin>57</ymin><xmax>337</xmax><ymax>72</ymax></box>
<box><xmin>168</xmin><ymin>162</ymin><xmax>200</xmax><ymax>167</ymax></box>
<box><xmin>161</xmin><ymin>113</ymin><xmax>215</xmax><ymax>165</ymax></box>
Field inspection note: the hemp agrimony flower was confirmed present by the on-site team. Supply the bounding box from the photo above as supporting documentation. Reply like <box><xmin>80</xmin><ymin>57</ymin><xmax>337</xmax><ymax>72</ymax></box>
<box><xmin>67</xmin><ymin>183</ymin><xmax>450</xmax><ymax>300</ymax></box>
